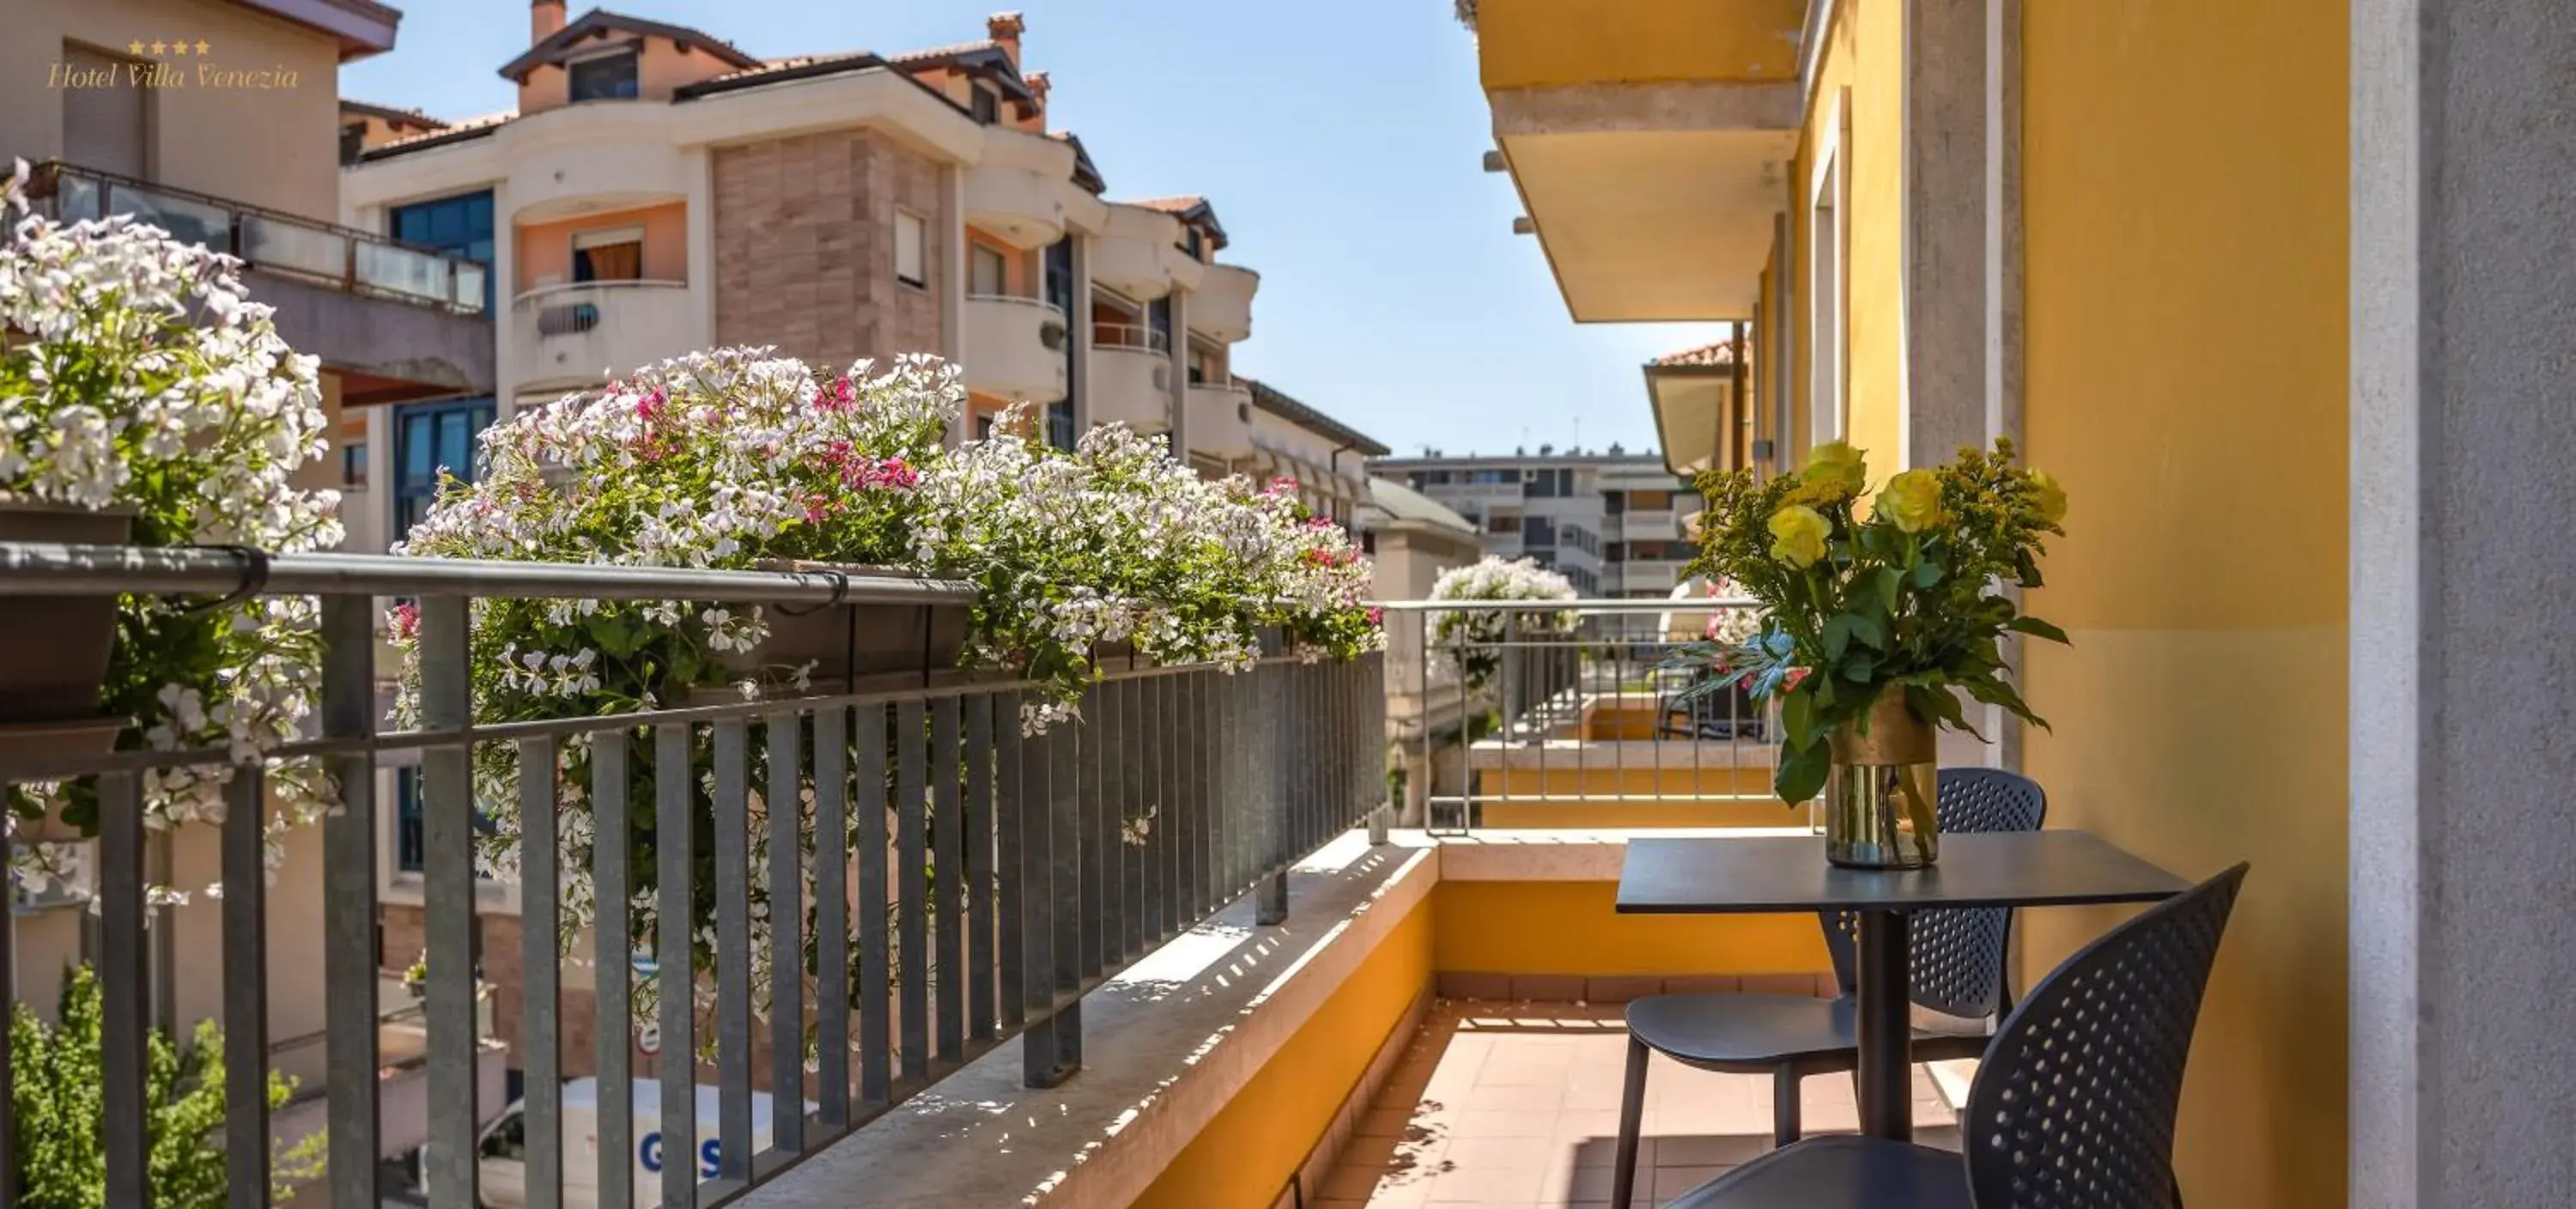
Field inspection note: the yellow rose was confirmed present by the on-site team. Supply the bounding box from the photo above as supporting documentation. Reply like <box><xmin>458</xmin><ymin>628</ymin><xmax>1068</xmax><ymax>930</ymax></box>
<box><xmin>2027</xmin><ymin>470</ymin><xmax>2069</xmax><ymax>525</ymax></box>
<box><xmin>1768</xmin><ymin>505</ymin><xmax>1832</xmax><ymax>568</ymax></box>
<box><xmin>1800</xmin><ymin>440</ymin><xmax>1869</xmax><ymax>501</ymax></box>
<box><xmin>1875</xmin><ymin>469</ymin><xmax>1946</xmax><ymax>533</ymax></box>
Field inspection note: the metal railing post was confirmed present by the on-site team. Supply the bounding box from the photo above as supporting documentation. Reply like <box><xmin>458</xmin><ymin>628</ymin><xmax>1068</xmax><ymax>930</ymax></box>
<box><xmin>420</xmin><ymin>593</ymin><xmax>480</xmax><ymax>1209</ymax></box>
<box><xmin>319</xmin><ymin>593</ymin><xmax>382</xmax><ymax>1209</ymax></box>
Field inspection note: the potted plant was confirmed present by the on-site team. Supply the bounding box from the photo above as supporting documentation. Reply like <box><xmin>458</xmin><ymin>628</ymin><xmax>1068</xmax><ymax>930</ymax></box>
<box><xmin>392</xmin><ymin>348</ymin><xmax>1383</xmax><ymax>1048</ymax></box>
<box><xmin>0</xmin><ymin>161</ymin><xmax>337</xmax><ymax>854</ymax></box>
<box><xmin>1669</xmin><ymin>440</ymin><xmax>2068</xmax><ymax>868</ymax></box>
<box><xmin>1427</xmin><ymin>556</ymin><xmax>1578</xmax><ymax>719</ymax></box>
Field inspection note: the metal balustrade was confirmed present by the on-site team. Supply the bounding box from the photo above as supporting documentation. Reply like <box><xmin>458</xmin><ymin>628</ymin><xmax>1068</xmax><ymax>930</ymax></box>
<box><xmin>0</xmin><ymin>542</ymin><xmax>1386</xmax><ymax>1208</ymax></box>
<box><xmin>1376</xmin><ymin>598</ymin><xmax>1782</xmax><ymax>834</ymax></box>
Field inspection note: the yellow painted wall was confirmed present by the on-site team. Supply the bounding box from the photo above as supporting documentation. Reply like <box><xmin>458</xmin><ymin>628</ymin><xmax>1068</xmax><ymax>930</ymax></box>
<box><xmin>1133</xmin><ymin>901</ymin><xmax>1434</xmax><ymax>1209</ymax></box>
<box><xmin>1785</xmin><ymin>0</ymin><xmax>1904</xmax><ymax>472</ymax></box>
<box><xmin>1476</xmin><ymin>0</ymin><xmax>1806</xmax><ymax>90</ymax></box>
<box><xmin>2019</xmin><ymin>2</ymin><xmax>2348</xmax><ymax>1206</ymax></box>
<box><xmin>1433</xmin><ymin>882</ymin><xmax>1827</xmax><ymax>977</ymax></box>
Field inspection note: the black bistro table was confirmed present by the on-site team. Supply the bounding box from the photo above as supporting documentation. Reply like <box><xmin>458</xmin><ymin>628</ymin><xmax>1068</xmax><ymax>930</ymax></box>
<box><xmin>1616</xmin><ymin>830</ymin><xmax>2188</xmax><ymax>1139</ymax></box>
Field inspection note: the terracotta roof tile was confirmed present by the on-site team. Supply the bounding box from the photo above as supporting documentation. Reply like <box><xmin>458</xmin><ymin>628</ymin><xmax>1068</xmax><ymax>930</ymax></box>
<box><xmin>1650</xmin><ymin>340</ymin><xmax>1747</xmax><ymax>368</ymax></box>
<box><xmin>890</xmin><ymin>39</ymin><xmax>998</xmax><ymax>64</ymax></box>
<box><xmin>1124</xmin><ymin>195</ymin><xmax>1207</xmax><ymax>214</ymax></box>
<box><xmin>370</xmin><ymin>109</ymin><xmax>514</xmax><ymax>151</ymax></box>
<box><xmin>339</xmin><ymin>98</ymin><xmax>443</xmax><ymax>127</ymax></box>
<box><xmin>702</xmin><ymin>50</ymin><xmax>878</xmax><ymax>86</ymax></box>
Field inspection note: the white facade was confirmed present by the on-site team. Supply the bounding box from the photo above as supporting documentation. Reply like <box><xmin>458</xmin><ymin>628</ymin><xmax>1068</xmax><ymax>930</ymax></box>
<box><xmin>1370</xmin><ymin>453</ymin><xmax>1697</xmax><ymax>599</ymax></box>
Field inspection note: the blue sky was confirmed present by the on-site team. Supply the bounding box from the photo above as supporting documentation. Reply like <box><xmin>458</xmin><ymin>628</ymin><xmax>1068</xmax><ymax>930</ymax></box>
<box><xmin>343</xmin><ymin>0</ymin><xmax>1725</xmax><ymax>458</ymax></box>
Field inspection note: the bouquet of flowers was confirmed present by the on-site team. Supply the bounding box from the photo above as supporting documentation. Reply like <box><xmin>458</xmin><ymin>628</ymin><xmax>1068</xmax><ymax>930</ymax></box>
<box><xmin>1668</xmin><ymin>439</ymin><xmax>2069</xmax><ymax>804</ymax></box>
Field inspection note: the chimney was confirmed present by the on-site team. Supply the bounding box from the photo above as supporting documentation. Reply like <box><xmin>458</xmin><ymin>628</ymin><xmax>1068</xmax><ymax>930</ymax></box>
<box><xmin>986</xmin><ymin>11</ymin><xmax>1026</xmax><ymax>67</ymax></box>
<box><xmin>532</xmin><ymin>0</ymin><xmax>567</xmax><ymax>44</ymax></box>
<box><xmin>1025</xmin><ymin>70</ymin><xmax>1051</xmax><ymax>111</ymax></box>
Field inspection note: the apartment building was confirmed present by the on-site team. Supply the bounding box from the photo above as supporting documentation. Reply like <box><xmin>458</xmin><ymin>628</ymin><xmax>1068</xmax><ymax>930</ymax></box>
<box><xmin>334</xmin><ymin>3</ymin><xmax>1384</xmax><ymax>1092</ymax></box>
<box><xmin>1369</xmin><ymin>450</ymin><xmax>1699</xmax><ymax>600</ymax></box>
<box><xmin>338</xmin><ymin>5</ymin><xmax>1371</xmax><ymax>545</ymax></box>
<box><xmin>4</xmin><ymin>0</ymin><xmax>504</xmax><ymax>1186</ymax></box>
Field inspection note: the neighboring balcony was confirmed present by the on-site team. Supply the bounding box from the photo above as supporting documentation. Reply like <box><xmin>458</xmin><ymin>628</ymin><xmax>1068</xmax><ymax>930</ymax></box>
<box><xmin>1092</xmin><ymin>204</ymin><xmax>1204</xmax><ymax>301</ymax></box>
<box><xmin>509</xmin><ymin>281</ymin><xmax>696</xmax><ymax>396</ymax></box>
<box><xmin>1190</xmin><ymin>263</ymin><xmax>1259</xmax><ymax>343</ymax></box>
<box><xmin>963</xmin><ymin>127</ymin><xmax>1091</xmax><ymax>251</ymax></box>
<box><xmin>962</xmin><ymin>294</ymin><xmax>1071</xmax><ymax>404</ymax></box>
<box><xmin>26</xmin><ymin>161</ymin><xmax>494</xmax><ymax>404</ymax></box>
<box><xmin>1091</xmin><ymin>324</ymin><xmax>1173</xmax><ymax>433</ymax></box>
<box><xmin>1185</xmin><ymin>378</ymin><xmax>1256</xmax><ymax>460</ymax></box>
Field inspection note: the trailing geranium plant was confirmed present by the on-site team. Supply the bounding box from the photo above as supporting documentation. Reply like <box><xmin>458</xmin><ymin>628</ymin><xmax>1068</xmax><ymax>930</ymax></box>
<box><xmin>1669</xmin><ymin>439</ymin><xmax>2069</xmax><ymax>804</ymax></box>
<box><xmin>390</xmin><ymin>347</ymin><xmax>1381</xmax><ymax>1040</ymax></box>
<box><xmin>0</xmin><ymin>160</ymin><xmax>338</xmax><ymax>896</ymax></box>
<box><xmin>1425</xmin><ymin>555</ymin><xmax>1577</xmax><ymax>689</ymax></box>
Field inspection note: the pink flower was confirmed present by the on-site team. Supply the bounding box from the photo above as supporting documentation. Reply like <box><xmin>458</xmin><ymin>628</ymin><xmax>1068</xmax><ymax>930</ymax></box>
<box><xmin>812</xmin><ymin>376</ymin><xmax>856</xmax><ymax>411</ymax></box>
<box><xmin>1783</xmin><ymin>667</ymin><xmax>1812</xmax><ymax>691</ymax></box>
<box><xmin>390</xmin><ymin>602</ymin><xmax>420</xmax><ymax>641</ymax></box>
<box><xmin>1366</xmin><ymin>606</ymin><xmax>1386</xmax><ymax>628</ymax></box>
<box><xmin>1306</xmin><ymin>516</ymin><xmax>1336</xmax><ymax>530</ymax></box>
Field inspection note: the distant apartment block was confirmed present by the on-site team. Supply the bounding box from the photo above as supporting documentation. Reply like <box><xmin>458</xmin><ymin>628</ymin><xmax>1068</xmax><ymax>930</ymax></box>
<box><xmin>1368</xmin><ymin>450</ymin><xmax>1701</xmax><ymax>600</ymax></box>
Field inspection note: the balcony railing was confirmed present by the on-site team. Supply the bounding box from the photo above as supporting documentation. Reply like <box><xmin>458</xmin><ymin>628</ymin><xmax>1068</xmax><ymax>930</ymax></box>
<box><xmin>24</xmin><ymin>161</ymin><xmax>490</xmax><ymax>316</ymax></box>
<box><xmin>0</xmin><ymin>542</ymin><xmax>1383</xmax><ymax>1208</ymax></box>
<box><xmin>1376</xmin><ymin>598</ymin><xmax>1780</xmax><ymax>832</ymax></box>
<box><xmin>1093</xmin><ymin>321</ymin><xmax>1170</xmax><ymax>353</ymax></box>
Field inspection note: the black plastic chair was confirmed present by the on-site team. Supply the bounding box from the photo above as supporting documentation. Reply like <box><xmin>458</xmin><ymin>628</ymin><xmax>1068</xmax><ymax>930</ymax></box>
<box><xmin>1660</xmin><ymin>862</ymin><xmax>2250</xmax><ymax>1209</ymax></box>
<box><xmin>1611</xmin><ymin>769</ymin><xmax>2048</xmax><ymax>1209</ymax></box>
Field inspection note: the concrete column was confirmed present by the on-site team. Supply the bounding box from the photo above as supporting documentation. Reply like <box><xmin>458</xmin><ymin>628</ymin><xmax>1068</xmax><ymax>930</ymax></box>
<box><xmin>490</xmin><ymin>180</ymin><xmax>519</xmax><ymax>417</ymax></box>
<box><xmin>938</xmin><ymin>163</ymin><xmax>968</xmax><ymax>447</ymax></box>
<box><xmin>1069</xmin><ymin>235</ymin><xmax>1094</xmax><ymax>434</ymax></box>
<box><xmin>1165</xmin><ymin>287</ymin><xmax>1192</xmax><ymax>465</ymax></box>
<box><xmin>683</xmin><ymin>148</ymin><xmax>714</xmax><ymax>349</ymax></box>
<box><xmin>1900</xmin><ymin>0</ymin><xmax>1990</xmax><ymax>469</ymax></box>
<box><xmin>2351</xmin><ymin>2</ymin><xmax>2576</xmax><ymax>1205</ymax></box>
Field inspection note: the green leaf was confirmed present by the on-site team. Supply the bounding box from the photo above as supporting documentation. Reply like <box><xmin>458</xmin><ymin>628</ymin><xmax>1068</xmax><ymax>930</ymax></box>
<box><xmin>1776</xmin><ymin>739</ymin><xmax>1832</xmax><ymax>805</ymax></box>
<box><xmin>2015</xmin><ymin>549</ymin><xmax>2045</xmax><ymax>587</ymax></box>
<box><xmin>1845</xmin><ymin>609</ymin><xmax>1889</xmax><ymax>652</ymax></box>
<box><xmin>1874</xmin><ymin>567</ymin><xmax>1902</xmax><ymax>614</ymax></box>
<box><xmin>1841</xmin><ymin>657</ymin><xmax>1876</xmax><ymax>683</ymax></box>
<box><xmin>1823</xmin><ymin>614</ymin><xmax>1851</xmax><ymax>662</ymax></box>
<box><xmin>1911</xmin><ymin>558</ymin><xmax>1945</xmax><ymax>588</ymax></box>
<box><xmin>1783</xmin><ymin>689</ymin><xmax>1819</xmax><ymax>750</ymax></box>
<box><xmin>2007</xmin><ymin>615</ymin><xmax>2071</xmax><ymax>644</ymax></box>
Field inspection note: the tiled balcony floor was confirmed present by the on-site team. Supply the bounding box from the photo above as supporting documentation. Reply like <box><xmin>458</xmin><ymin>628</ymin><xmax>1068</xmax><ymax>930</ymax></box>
<box><xmin>1319</xmin><ymin>1002</ymin><xmax>1959</xmax><ymax>1208</ymax></box>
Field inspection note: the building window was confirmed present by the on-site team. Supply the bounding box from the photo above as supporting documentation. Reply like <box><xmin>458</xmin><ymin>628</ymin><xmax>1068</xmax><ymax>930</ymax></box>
<box><xmin>969</xmin><ymin>244</ymin><xmax>1009</xmax><ymax>296</ymax></box>
<box><xmin>895</xmin><ymin>210</ymin><xmax>927</xmax><ymax>289</ymax></box>
<box><xmin>342</xmin><ymin>442</ymin><xmax>368</xmax><ymax>489</ymax></box>
<box><xmin>339</xmin><ymin>122</ymin><xmax>367</xmax><ymax>166</ymax></box>
<box><xmin>572</xmin><ymin>226</ymin><xmax>645</xmax><ymax>283</ymax></box>
<box><xmin>1045</xmin><ymin>401</ymin><xmax>1076</xmax><ymax>452</ymax></box>
<box><xmin>568</xmin><ymin>48</ymin><xmax>641</xmax><ymax>102</ymax></box>
<box><xmin>391</xmin><ymin>190</ymin><xmax>495</xmax><ymax>312</ymax></box>
<box><xmin>1182</xmin><ymin>227</ymin><xmax>1204</xmax><ymax>260</ymax></box>
<box><xmin>1523</xmin><ymin>517</ymin><xmax>1557</xmax><ymax>548</ymax></box>
<box><xmin>969</xmin><ymin>84</ymin><xmax>999</xmax><ymax>125</ymax></box>
<box><xmin>61</xmin><ymin>44</ymin><xmax>149</xmax><ymax>179</ymax></box>
<box><xmin>1525</xmin><ymin>471</ymin><xmax>1558</xmax><ymax>499</ymax></box>
<box><xmin>395</xmin><ymin>767</ymin><xmax>425</xmax><ymax>872</ymax></box>
<box><xmin>394</xmin><ymin>397</ymin><xmax>495</xmax><ymax>540</ymax></box>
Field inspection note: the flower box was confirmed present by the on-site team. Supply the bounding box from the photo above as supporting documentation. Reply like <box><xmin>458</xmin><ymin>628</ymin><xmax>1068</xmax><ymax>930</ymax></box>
<box><xmin>733</xmin><ymin>561</ymin><xmax>972</xmax><ymax>690</ymax></box>
<box><xmin>0</xmin><ymin>501</ymin><xmax>134</xmax><ymax>762</ymax></box>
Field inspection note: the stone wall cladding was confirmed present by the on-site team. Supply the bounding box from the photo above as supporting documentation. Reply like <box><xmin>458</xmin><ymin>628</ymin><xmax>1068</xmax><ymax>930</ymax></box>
<box><xmin>713</xmin><ymin>128</ymin><xmax>945</xmax><ymax>369</ymax></box>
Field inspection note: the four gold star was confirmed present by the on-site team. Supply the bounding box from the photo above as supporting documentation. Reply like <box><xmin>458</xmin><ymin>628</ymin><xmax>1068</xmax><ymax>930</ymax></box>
<box><xmin>197</xmin><ymin>40</ymin><xmax>213</xmax><ymax>55</ymax></box>
<box><xmin>118</xmin><ymin>37</ymin><xmax>211</xmax><ymax>58</ymax></box>
<box><xmin>126</xmin><ymin>39</ymin><xmax>145</xmax><ymax>55</ymax></box>
<box><xmin>149</xmin><ymin>40</ymin><xmax>167</xmax><ymax>56</ymax></box>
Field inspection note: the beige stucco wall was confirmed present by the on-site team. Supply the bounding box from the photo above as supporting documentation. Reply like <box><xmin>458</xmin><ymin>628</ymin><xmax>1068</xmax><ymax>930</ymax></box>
<box><xmin>1</xmin><ymin>0</ymin><xmax>343</xmax><ymax>220</ymax></box>
<box><xmin>713</xmin><ymin>128</ymin><xmax>945</xmax><ymax>371</ymax></box>
<box><xmin>514</xmin><ymin>32</ymin><xmax>735</xmax><ymax>118</ymax></box>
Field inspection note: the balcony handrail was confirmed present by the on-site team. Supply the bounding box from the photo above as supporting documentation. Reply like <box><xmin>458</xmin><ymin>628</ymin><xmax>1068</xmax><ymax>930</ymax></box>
<box><xmin>966</xmin><ymin>291</ymin><xmax>1063</xmax><ymax>315</ymax></box>
<box><xmin>511</xmin><ymin>278</ymin><xmax>690</xmax><ymax>307</ymax></box>
<box><xmin>1093</xmin><ymin>321</ymin><xmax>1170</xmax><ymax>353</ymax></box>
<box><xmin>0</xmin><ymin>538</ymin><xmax>1384</xmax><ymax>1209</ymax></box>
<box><xmin>22</xmin><ymin>160</ymin><xmax>491</xmax><ymax>316</ymax></box>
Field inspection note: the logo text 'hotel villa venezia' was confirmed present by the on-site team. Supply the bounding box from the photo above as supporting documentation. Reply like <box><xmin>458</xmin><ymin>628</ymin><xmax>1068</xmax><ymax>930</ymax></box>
<box><xmin>49</xmin><ymin>39</ymin><xmax>300</xmax><ymax>91</ymax></box>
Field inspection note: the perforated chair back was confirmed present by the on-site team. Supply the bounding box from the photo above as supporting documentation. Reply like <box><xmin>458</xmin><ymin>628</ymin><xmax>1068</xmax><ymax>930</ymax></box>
<box><xmin>1962</xmin><ymin>863</ymin><xmax>2248</xmax><ymax>1209</ymax></box>
<box><xmin>1822</xmin><ymin>768</ymin><xmax>2049</xmax><ymax>1018</ymax></box>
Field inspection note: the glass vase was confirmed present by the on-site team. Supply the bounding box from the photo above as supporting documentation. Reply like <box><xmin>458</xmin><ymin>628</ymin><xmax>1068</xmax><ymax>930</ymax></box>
<box><xmin>1823</xmin><ymin>691</ymin><xmax>1941</xmax><ymax>869</ymax></box>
